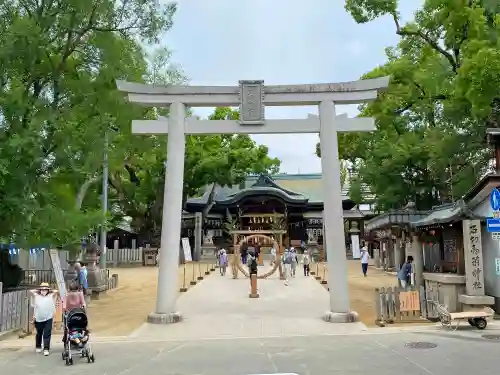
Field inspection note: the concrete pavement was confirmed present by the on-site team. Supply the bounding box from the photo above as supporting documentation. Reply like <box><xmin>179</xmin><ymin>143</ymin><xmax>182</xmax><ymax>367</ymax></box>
<box><xmin>3</xmin><ymin>264</ymin><xmax>500</xmax><ymax>374</ymax></box>
<box><xmin>130</xmin><ymin>264</ymin><xmax>367</xmax><ymax>339</ymax></box>
<box><xmin>2</xmin><ymin>331</ymin><xmax>500</xmax><ymax>375</ymax></box>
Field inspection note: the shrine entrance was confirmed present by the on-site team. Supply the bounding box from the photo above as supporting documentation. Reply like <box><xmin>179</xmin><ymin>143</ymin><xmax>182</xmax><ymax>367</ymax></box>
<box><xmin>231</xmin><ymin>232</ymin><xmax>285</xmax><ymax>279</ymax></box>
<box><xmin>117</xmin><ymin>76</ymin><xmax>389</xmax><ymax>324</ymax></box>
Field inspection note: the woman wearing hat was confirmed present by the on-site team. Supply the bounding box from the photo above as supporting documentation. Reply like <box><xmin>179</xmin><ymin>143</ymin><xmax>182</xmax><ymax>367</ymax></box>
<box><xmin>30</xmin><ymin>282</ymin><xmax>58</xmax><ymax>356</ymax></box>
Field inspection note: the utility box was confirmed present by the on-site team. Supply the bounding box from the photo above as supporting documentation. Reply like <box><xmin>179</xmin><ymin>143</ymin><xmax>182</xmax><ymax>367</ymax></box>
<box><xmin>143</xmin><ymin>249</ymin><xmax>158</xmax><ymax>266</ymax></box>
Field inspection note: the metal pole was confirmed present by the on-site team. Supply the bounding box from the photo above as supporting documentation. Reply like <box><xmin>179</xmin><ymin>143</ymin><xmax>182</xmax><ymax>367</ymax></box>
<box><xmin>99</xmin><ymin>131</ymin><xmax>109</xmax><ymax>268</ymax></box>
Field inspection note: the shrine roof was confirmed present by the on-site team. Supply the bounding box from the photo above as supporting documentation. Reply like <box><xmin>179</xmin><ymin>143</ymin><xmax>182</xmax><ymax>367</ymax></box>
<box><xmin>185</xmin><ymin>173</ymin><xmax>354</xmax><ymax>209</ymax></box>
<box><xmin>410</xmin><ymin>201</ymin><xmax>481</xmax><ymax>228</ymax></box>
<box><xmin>364</xmin><ymin>210</ymin><xmax>428</xmax><ymax>232</ymax></box>
<box><xmin>404</xmin><ymin>174</ymin><xmax>500</xmax><ymax>228</ymax></box>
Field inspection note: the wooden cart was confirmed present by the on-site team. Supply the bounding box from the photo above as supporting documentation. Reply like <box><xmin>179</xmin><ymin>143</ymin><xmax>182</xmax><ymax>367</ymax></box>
<box><xmin>436</xmin><ymin>303</ymin><xmax>492</xmax><ymax>331</ymax></box>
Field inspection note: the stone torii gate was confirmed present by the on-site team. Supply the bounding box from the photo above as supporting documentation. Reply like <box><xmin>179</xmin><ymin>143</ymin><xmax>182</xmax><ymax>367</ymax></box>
<box><xmin>116</xmin><ymin>77</ymin><xmax>389</xmax><ymax>324</ymax></box>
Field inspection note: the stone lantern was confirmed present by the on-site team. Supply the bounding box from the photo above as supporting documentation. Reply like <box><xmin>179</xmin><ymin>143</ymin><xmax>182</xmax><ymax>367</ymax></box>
<box><xmin>85</xmin><ymin>243</ymin><xmax>107</xmax><ymax>299</ymax></box>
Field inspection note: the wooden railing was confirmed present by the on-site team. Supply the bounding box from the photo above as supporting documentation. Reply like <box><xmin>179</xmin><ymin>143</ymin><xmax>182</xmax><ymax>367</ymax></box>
<box><xmin>374</xmin><ymin>285</ymin><xmax>428</xmax><ymax>326</ymax></box>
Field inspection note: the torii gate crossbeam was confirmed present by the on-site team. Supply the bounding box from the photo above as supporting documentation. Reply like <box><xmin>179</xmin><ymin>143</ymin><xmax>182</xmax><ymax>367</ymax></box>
<box><xmin>116</xmin><ymin>77</ymin><xmax>389</xmax><ymax>324</ymax></box>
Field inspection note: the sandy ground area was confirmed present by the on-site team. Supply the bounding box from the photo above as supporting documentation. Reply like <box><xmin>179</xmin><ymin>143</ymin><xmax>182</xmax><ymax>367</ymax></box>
<box><xmin>314</xmin><ymin>261</ymin><xmax>399</xmax><ymax>327</ymax></box>
<box><xmin>86</xmin><ymin>262</ymin><xmax>217</xmax><ymax>336</ymax></box>
<box><xmin>85</xmin><ymin>259</ymin><xmax>401</xmax><ymax>336</ymax></box>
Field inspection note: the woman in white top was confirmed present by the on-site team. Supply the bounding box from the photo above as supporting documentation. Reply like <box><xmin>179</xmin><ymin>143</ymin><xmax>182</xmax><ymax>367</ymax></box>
<box><xmin>270</xmin><ymin>246</ymin><xmax>277</xmax><ymax>266</ymax></box>
<box><xmin>30</xmin><ymin>282</ymin><xmax>58</xmax><ymax>356</ymax></box>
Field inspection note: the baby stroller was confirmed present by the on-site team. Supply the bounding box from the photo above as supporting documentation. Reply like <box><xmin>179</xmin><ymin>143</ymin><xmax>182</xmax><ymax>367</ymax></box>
<box><xmin>61</xmin><ymin>308</ymin><xmax>95</xmax><ymax>365</ymax></box>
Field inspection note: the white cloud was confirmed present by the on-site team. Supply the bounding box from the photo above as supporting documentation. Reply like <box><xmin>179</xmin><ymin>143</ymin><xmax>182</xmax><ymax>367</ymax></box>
<box><xmin>165</xmin><ymin>0</ymin><xmax>421</xmax><ymax>173</ymax></box>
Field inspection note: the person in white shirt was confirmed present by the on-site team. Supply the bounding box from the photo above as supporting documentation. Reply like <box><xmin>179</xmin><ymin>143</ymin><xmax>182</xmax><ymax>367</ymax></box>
<box><xmin>282</xmin><ymin>248</ymin><xmax>293</xmax><ymax>286</ymax></box>
<box><xmin>290</xmin><ymin>247</ymin><xmax>298</xmax><ymax>277</ymax></box>
<box><xmin>30</xmin><ymin>282</ymin><xmax>58</xmax><ymax>356</ymax></box>
<box><xmin>270</xmin><ymin>246</ymin><xmax>277</xmax><ymax>266</ymax></box>
<box><xmin>360</xmin><ymin>244</ymin><xmax>370</xmax><ymax>277</ymax></box>
<box><xmin>302</xmin><ymin>250</ymin><xmax>311</xmax><ymax>276</ymax></box>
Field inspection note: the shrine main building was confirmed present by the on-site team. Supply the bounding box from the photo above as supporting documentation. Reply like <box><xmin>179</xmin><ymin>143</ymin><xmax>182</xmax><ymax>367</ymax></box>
<box><xmin>181</xmin><ymin>173</ymin><xmax>374</xmax><ymax>258</ymax></box>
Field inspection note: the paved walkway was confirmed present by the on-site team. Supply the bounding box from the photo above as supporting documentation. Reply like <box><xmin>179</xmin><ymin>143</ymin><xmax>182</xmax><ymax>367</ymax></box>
<box><xmin>130</xmin><ymin>265</ymin><xmax>367</xmax><ymax>340</ymax></box>
<box><xmin>2</xmin><ymin>330</ymin><xmax>500</xmax><ymax>375</ymax></box>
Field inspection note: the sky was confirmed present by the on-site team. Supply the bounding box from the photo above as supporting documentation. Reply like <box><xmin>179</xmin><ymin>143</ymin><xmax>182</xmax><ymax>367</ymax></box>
<box><xmin>164</xmin><ymin>0</ymin><xmax>421</xmax><ymax>174</ymax></box>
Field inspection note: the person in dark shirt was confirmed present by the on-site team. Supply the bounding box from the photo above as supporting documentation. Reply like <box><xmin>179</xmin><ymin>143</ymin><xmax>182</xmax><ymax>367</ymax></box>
<box><xmin>247</xmin><ymin>251</ymin><xmax>258</xmax><ymax>275</ymax></box>
<box><xmin>397</xmin><ymin>256</ymin><xmax>414</xmax><ymax>289</ymax></box>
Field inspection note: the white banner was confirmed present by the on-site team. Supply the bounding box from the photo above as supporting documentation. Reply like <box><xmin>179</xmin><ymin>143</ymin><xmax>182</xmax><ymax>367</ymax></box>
<box><xmin>181</xmin><ymin>237</ymin><xmax>192</xmax><ymax>262</ymax></box>
<box><xmin>49</xmin><ymin>249</ymin><xmax>67</xmax><ymax>299</ymax></box>
<box><xmin>351</xmin><ymin>234</ymin><xmax>361</xmax><ymax>259</ymax></box>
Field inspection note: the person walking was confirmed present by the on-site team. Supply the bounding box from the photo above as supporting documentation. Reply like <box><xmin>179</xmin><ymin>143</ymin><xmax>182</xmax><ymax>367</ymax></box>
<box><xmin>64</xmin><ymin>282</ymin><xmax>86</xmax><ymax>312</ymax></box>
<box><xmin>360</xmin><ymin>244</ymin><xmax>370</xmax><ymax>277</ymax></box>
<box><xmin>74</xmin><ymin>262</ymin><xmax>88</xmax><ymax>293</ymax></box>
<box><xmin>398</xmin><ymin>256</ymin><xmax>414</xmax><ymax>289</ymax></box>
<box><xmin>270</xmin><ymin>246</ymin><xmax>276</xmax><ymax>266</ymax></box>
<box><xmin>282</xmin><ymin>248</ymin><xmax>293</xmax><ymax>286</ymax></box>
<box><xmin>290</xmin><ymin>247</ymin><xmax>298</xmax><ymax>278</ymax></box>
<box><xmin>302</xmin><ymin>250</ymin><xmax>311</xmax><ymax>276</ymax></box>
<box><xmin>30</xmin><ymin>283</ymin><xmax>58</xmax><ymax>356</ymax></box>
<box><xmin>74</xmin><ymin>262</ymin><xmax>89</xmax><ymax>305</ymax></box>
<box><xmin>62</xmin><ymin>282</ymin><xmax>86</xmax><ymax>345</ymax></box>
<box><xmin>219</xmin><ymin>248</ymin><xmax>228</xmax><ymax>276</ymax></box>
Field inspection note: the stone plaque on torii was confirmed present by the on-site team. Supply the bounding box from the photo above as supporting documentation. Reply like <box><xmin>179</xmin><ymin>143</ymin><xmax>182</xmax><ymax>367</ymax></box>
<box><xmin>116</xmin><ymin>76</ymin><xmax>389</xmax><ymax>325</ymax></box>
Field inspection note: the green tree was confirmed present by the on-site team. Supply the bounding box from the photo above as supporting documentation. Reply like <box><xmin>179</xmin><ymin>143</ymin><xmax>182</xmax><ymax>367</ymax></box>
<box><xmin>106</xmin><ymin>46</ymin><xmax>188</xmax><ymax>244</ymax></box>
<box><xmin>192</xmin><ymin>107</ymin><xmax>281</xmax><ymax>219</ymax></box>
<box><xmin>0</xmin><ymin>0</ymin><xmax>177</xmax><ymax>246</ymax></box>
<box><xmin>113</xmin><ymin>104</ymin><xmax>280</xmax><ymax>245</ymax></box>
<box><xmin>316</xmin><ymin>0</ymin><xmax>500</xmax><ymax>210</ymax></box>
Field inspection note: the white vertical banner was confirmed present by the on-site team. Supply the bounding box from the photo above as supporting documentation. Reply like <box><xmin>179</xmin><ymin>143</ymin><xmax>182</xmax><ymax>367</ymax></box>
<box><xmin>49</xmin><ymin>249</ymin><xmax>67</xmax><ymax>299</ymax></box>
<box><xmin>181</xmin><ymin>237</ymin><xmax>192</xmax><ymax>262</ymax></box>
<box><xmin>351</xmin><ymin>234</ymin><xmax>361</xmax><ymax>259</ymax></box>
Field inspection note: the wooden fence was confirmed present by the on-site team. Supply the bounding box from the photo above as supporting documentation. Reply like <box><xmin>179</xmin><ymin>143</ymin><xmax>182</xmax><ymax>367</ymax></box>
<box><xmin>105</xmin><ymin>248</ymin><xmax>144</xmax><ymax>266</ymax></box>
<box><xmin>9</xmin><ymin>249</ymin><xmax>69</xmax><ymax>270</ymax></box>
<box><xmin>0</xmin><ymin>284</ymin><xmax>31</xmax><ymax>334</ymax></box>
<box><xmin>10</xmin><ymin>247</ymin><xmax>164</xmax><ymax>269</ymax></box>
<box><xmin>374</xmin><ymin>285</ymin><xmax>428</xmax><ymax>326</ymax></box>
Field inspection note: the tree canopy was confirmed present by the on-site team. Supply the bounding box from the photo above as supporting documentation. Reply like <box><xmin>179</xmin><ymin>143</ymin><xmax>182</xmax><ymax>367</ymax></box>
<box><xmin>0</xmin><ymin>0</ymin><xmax>178</xmax><ymax>248</ymax></box>
<box><xmin>0</xmin><ymin>0</ymin><xmax>280</xmax><ymax>248</ymax></box>
<box><xmin>317</xmin><ymin>0</ymin><xmax>500</xmax><ymax>211</ymax></box>
<box><xmin>120</xmin><ymin>106</ymin><xmax>281</xmax><ymax>245</ymax></box>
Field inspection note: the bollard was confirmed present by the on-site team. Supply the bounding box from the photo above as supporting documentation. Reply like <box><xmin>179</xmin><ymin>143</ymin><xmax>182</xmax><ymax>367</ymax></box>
<box><xmin>320</xmin><ymin>265</ymin><xmax>327</xmax><ymax>284</ymax></box>
<box><xmin>249</xmin><ymin>274</ymin><xmax>259</xmax><ymax>298</ymax></box>
<box><xmin>190</xmin><ymin>262</ymin><xmax>197</xmax><ymax>285</ymax></box>
<box><xmin>180</xmin><ymin>264</ymin><xmax>188</xmax><ymax>292</ymax></box>
<box><xmin>204</xmin><ymin>263</ymin><xmax>210</xmax><ymax>275</ymax></box>
<box><xmin>197</xmin><ymin>263</ymin><xmax>204</xmax><ymax>280</ymax></box>
<box><xmin>310</xmin><ymin>262</ymin><xmax>316</xmax><ymax>275</ymax></box>
<box><xmin>210</xmin><ymin>263</ymin><xmax>215</xmax><ymax>272</ymax></box>
<box><xmin>314</xmin><ymin>263</ymin><xmax>321</xmax><ymax>280</ymax></box>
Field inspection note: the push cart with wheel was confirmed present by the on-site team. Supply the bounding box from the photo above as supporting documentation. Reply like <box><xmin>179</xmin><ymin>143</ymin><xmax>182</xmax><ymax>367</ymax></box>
<box><xmin>436</xmin><ymin>302</ymin><xmax>492</xmax><ymax>331</ymax></box>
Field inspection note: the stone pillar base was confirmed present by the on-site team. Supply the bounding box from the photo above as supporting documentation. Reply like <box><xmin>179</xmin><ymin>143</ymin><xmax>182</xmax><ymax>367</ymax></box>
<box><xmin>90</xmin><ymin>291</ymin><xmax>102</xmax><ymax>300</ymax></box>
<box><xmin>323</xmin><ymin>311</ymin><xmax>359</xmax><ymax>323</ymax></box>
<box><xmin>249</xmin><ymin>293</ymin><xmax>259</xmax><ymax>298</ymax></box>
<box><xmin>147</xmin><ymin>311</ymin><xmax>183</xmax><ymax>324</ymax></box>
<box><xmin>179</xmin><ymin>287</ymin><xmax>188</xmax><ymax>292</ymax></box>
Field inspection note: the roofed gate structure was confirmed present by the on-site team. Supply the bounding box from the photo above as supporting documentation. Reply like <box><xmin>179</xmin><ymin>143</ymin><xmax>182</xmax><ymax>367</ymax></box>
<box><xmin>116</xmin><ymin>77</ymin><xmax>389</xmax><ymax>324</ymax></box>
<box><xmin>183</xmin><ymin>173</ymin><xmax>367</xmax><ymax>260</ymax></box>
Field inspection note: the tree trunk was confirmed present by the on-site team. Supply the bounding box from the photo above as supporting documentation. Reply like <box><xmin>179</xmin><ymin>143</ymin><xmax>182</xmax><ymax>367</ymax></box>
<box><xmin>75</xmin><ymin>176</ymin><xmax>100</xmax><ymax>210</ymax></box>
